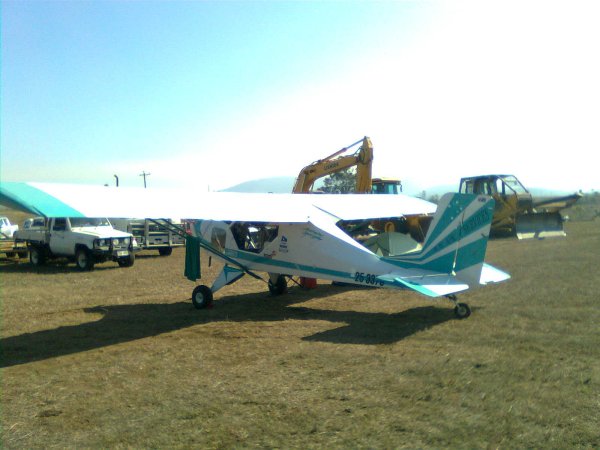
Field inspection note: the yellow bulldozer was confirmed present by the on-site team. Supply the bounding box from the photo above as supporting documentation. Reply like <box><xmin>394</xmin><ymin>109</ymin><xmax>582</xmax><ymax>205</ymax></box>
<box><xmin>458</xmin><ymin>174</ymin><xmax>582</xmax><ymax>239</ymax></box>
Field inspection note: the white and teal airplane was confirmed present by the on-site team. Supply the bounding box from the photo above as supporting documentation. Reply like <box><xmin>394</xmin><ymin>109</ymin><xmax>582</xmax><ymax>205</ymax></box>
<box><xmin>0</xmin><ymin>182</ymin><xmax>509</xmax><ymax>319</ymax></box>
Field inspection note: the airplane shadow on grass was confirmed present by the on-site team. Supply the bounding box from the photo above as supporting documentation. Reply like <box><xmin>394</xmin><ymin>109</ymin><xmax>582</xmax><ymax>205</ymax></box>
<box><xmin>1</xmin><ymin>288</ymin><xmax>457</xmax><ymax>368</ymax></box>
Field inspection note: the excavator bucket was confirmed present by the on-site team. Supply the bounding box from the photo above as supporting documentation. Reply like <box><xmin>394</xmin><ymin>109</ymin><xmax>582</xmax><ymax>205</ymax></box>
<box><xmin>515</xmin><ymin>212</ymin><xmax>565</xmax><ymax>239</ymax></box>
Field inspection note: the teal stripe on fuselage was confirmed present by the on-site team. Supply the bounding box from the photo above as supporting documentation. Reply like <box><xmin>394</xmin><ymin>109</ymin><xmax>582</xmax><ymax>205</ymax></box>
<box><xmin>383</xmin><ymin>235</ymin><xmax>489</xmax><ymax>273</ymax></box>
<box><xmin>225</xmin><ymin>249</ymin><xmax>352</xmax><ymax>279</ymax></box>
<box><xmin>0</xmin><ymin>182</ymin><xmax>84</xmax><ymax>217</ymax></box>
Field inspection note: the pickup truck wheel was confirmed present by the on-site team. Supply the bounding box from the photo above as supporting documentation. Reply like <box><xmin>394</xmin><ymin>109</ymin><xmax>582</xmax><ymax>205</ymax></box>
<box><xmin>158</xmin><ymin>247</ymin><xmax>173</xmax><ymax>256</ymax></box>
<box><xmin>29</xmin><ymin>246</ymin><xmax>46</xmax><ymax>266</ymax></box>
<box><xmin>118</xmin><ymin>253</ymin><xmax>135</xmax><ymax>267</ymax></box>
<box><xmin>75</xmin><ymin>247</ymin><xmax>94</xmax><ymax>271</ymax></box>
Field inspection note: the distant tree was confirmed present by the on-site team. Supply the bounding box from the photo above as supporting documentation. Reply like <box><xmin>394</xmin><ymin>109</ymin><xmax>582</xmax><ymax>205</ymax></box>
<box><xmin>428</xmin><ymin>194</ymin><xmax>440</xmax><ymax>204</ymax></box>
<box><xmin>321</xmin><ymin>168</ymin><xmax>357</xmax><ymax>193</ymax></box>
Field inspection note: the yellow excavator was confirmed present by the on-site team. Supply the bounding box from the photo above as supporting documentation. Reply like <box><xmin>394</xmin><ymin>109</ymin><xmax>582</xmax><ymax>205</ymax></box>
<box><xmin>292</xmin><ymin>136</ymin><xmax>374</xmax><ymax>193</ymax></box>
<box><xmin>292</xmin><ymin>137</ymin><xmax>431</xmax><ymax>242</ymax></box>
<box><xmin>459</xmin><ymin>174</ymin><xmax>582</xmax><ymax>239</ymax></box>
<box><xmin>292</xmin><ymin>136</ymin><xmax>401</xmax><ymax>195</ymax></box>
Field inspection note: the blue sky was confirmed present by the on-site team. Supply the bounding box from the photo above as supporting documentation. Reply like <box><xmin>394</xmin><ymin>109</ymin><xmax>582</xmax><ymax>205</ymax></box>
<box><xmin>2</xmin><ymin>1</ymin><xmax>598</xmax><ymax>192</ymax></box>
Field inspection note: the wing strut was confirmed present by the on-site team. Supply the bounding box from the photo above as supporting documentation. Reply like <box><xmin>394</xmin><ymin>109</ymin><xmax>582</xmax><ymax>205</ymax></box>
<box><xmin>145</xmin><ymin>219</ymin><xmax>265</xmax><ymax>282</ymax></box>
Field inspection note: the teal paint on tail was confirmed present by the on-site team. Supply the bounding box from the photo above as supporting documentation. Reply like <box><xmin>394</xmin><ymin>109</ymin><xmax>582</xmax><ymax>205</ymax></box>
<box><xmin>385</xmin><ymin>193</ymin><xmax>495</xmax><ymax>276</ymax></box>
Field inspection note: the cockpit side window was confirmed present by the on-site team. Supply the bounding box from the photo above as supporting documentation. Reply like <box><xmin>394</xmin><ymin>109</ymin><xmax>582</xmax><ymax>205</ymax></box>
<box><xmin>229</xmin><ymin>222</ymin><xmax>279</xmax><ymax>253</ymax></box>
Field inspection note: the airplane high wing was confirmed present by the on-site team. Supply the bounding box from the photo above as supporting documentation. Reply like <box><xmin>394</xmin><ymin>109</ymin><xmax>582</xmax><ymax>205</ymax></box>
<box><xmin>0</xmin><ymin>182</ymin><xmax>436</xmax><ymax>222</ymax></box>
<box><xmin>0</xmin><ymin>182</ymin><xmax>509</xmax><ymax>319</ymax></box>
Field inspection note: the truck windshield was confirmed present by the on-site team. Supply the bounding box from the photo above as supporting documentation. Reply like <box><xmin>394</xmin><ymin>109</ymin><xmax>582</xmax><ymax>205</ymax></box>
<box><xmin>69</xmin><ymin>218</ymin><xmax>111</xmax><ymax>227</ymax></box>
<box><xmin>501</xmin><ymin>176</ymin><xmax>529</xmax><ymax>195</ymax></box>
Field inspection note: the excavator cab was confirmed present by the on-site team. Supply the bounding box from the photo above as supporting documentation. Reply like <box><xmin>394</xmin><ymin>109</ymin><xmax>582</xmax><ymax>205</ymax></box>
<box><xmin>372</xmin><ymin>178</ymin><xmax>402</xmax><ymax>195</ymax></box>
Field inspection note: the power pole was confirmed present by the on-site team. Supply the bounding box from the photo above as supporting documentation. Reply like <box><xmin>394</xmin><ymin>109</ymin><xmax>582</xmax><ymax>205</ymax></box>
<box><xmin>139</xmin><ymin>171</ymin><xmax>151</xmax><ymax>188</ymax></box>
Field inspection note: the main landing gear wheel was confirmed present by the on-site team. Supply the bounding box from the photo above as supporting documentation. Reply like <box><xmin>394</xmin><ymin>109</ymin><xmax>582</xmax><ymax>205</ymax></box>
<box><xmin>192</xmin><ymin>285</ymin><xmax>213</xmax><ymax>309</ymax></box>
<box><xmin>454</xmin><ymin>302</ymin><xmax>471</xmax><ymax>319</ymax></box>
<box><xmin>268</xmin><ymin>275</ymin><xmax>288</xmax><ymax>296</ymax></box>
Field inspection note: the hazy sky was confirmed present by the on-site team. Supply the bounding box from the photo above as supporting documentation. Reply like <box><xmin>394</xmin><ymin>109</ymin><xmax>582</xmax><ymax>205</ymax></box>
<box><xmin>2</xmin><ymin>0</ymin><xmax>598</xmax><ymax>192</ymax></box>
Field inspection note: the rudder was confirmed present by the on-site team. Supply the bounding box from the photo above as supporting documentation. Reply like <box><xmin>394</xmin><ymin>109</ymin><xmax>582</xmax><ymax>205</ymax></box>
<box><xmin>395</xmin><ymin>193</ymin><xmax>495</xmax><ymax>282</ymax></box>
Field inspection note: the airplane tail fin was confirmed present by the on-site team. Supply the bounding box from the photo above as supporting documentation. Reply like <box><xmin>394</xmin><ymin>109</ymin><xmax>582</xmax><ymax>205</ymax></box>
<box><xmin>383</xmin><ymin>193</ymin><xmax>506</xmax><ymax>296</ymax></box>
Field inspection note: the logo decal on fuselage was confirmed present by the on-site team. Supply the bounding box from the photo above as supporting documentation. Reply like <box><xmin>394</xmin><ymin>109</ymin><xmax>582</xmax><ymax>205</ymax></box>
<box><xmin>279</xmin><ymin>236</ymin><xmax>289</xmax><ymax>253</ymax></box>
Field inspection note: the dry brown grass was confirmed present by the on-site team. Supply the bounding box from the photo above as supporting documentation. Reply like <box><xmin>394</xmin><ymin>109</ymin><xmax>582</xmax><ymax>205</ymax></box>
<box><xmin>1</xmin><ymin>214</ymin><xmax>599</xmax><ymax>449</ymax></box>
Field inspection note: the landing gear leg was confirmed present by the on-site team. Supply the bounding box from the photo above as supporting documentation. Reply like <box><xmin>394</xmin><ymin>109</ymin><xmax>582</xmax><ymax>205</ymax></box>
<box><xmin>191</xmin><ymin>265</ymin><xmax>246</xmax><ymax>310</ymax></box>
<box><xmin>446</xmin><ymin>294</ymin><xmax>471</xmax><ymax>319</ymax></box>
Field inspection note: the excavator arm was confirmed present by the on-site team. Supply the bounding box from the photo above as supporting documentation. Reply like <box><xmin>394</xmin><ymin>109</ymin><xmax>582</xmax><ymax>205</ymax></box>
<box><xmin>292</xmin><ymin>137</ymin><xmax>373</xmax><ymax>193</ymax></box>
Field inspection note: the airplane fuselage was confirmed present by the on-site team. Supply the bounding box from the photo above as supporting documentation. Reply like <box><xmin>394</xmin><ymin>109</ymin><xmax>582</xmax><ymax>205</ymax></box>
<box><xmin>197</xmin><ymin>219</ymin><xmax>433</xmax><ymax>290</ymax></box>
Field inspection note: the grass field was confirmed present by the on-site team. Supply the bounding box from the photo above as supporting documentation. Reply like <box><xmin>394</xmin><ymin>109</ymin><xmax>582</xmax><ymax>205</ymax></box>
<box><xmin>1</xmin><ymin>215</ymin><xmax>599</xmax><ymax>448</ymax></box>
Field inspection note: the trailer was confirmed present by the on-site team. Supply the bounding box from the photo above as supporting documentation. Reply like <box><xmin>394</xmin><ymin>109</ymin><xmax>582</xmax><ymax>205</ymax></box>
<box><xmin>0</xmin><ymin>216</ymin><xmax>28</xmax><ymax>258</ymax></box>
<box><xmin>0</xmin><ymin>238</ymin><xmax>28</xmax><ymax>259</ymax></box>
<box><xmin>110</xmin><ymin>218</ymin><xmax>185</xmax><ymax>256</ymax></box>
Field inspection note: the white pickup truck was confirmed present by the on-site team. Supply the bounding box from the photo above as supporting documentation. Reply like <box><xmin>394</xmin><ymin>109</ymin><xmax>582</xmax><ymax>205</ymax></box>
<box><xmin>15</xmin><ymin>217</ymin><xmax>138</xmax><ymax>270</ymax></box>
<box><xmin>1</xmin><ymin>216</ymin><xmax>19</xmax><ymax>238</ymax></box>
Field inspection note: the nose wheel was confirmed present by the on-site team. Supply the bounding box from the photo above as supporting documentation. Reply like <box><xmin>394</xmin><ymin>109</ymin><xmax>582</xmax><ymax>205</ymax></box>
<box><xmin>446</xmin><ymin>295</ymin><xmax>471</xmax><ymax>319</ymax></box>
<box><xmin>192</xmin><ymin>285</ymin><xmax>213</xmax><ymax>309</ymax></box>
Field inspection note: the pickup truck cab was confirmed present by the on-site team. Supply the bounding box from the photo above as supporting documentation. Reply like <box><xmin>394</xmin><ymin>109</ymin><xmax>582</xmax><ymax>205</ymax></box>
<box><xmin>15</xmin><ymin>217</ymin><xmax>138</xmax><ymax>270</ymax></box>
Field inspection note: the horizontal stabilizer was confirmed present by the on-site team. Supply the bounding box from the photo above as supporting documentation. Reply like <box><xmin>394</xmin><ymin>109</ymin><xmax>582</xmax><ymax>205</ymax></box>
<box><xmin>480</xmin><ymin>263</ymin><xmax>511</xmax><ymax>285</ymax></box>
<box><xmin>377</xmin><ymin>274</ymin><xmax>469</xmax><ymax>298</ymax></box>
